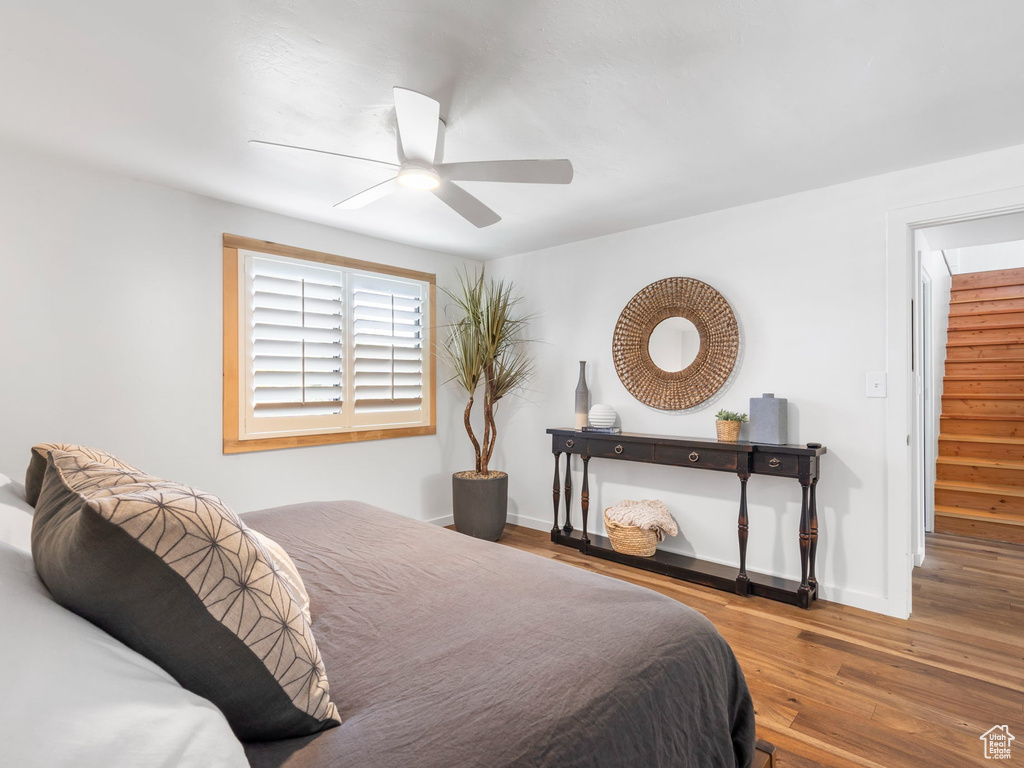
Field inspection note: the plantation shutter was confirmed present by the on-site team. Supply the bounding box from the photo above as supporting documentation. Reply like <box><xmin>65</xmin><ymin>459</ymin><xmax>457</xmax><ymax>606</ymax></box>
<box><xmin>351</xmin><ymin>272</ymin><xmax>426</xmax><ymax>415</ymax></box>
<box><xmin>249</xmin><ymin>256</ymin><xmax>345</xmax><ymax>419</ymax></box>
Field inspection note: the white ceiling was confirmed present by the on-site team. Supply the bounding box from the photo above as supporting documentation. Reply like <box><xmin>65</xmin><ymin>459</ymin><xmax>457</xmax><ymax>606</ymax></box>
<box><xmin>3</xmin><ymin>1</ymin><xmax>1024</xmax><ymax>259</ymax></box>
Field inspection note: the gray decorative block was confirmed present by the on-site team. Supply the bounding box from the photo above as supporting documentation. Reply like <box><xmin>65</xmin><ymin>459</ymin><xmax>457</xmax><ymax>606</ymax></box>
<box><xmin>749</xmin><ymin>393</ymin><xmax>788</xmax><ymax>445</ymax></box>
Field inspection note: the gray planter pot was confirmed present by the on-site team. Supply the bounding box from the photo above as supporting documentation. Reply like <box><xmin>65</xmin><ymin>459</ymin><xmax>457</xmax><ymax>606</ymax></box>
<box><xmin>452</xmin><ymin>471</ymin><xmax>508</xmax><ymax>541</ymax></box>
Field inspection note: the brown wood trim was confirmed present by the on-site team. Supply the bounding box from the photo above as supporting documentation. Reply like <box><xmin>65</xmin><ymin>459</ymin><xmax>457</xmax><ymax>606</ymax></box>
<box><xmin>427</xmin><ymin>280</ymin><xmax>437</xmax><ymax>431</ymax></box>
<box><xmin>223</xmin><ymin>233</ymin><xmax>437</xmax><ymax>284</ymax></box>
<box><xmin>223</xmin><ymin>246</ymin><xmax>241</xmax><ymax>447</ymax></box>
<box><xmin>222</xmin><ymin>237</ymin><xmax>437</xmax><ymax>454</ymax></box>
<box><xmin>223</xmin><ymin>424</ymin><xmax>437</xmax><ymax>454</ymax></box>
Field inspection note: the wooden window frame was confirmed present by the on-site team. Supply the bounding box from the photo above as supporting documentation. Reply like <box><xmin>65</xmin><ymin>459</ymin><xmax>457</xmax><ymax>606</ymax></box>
<box><xmin>223</xmin><ymin>234</ymin><xmax>436</xmax><ymax>454</ymax></box>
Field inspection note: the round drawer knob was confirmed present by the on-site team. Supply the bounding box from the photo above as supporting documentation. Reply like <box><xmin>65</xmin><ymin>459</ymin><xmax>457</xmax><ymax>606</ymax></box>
<box><xmin>566</xmin><ymin>439</ymin><xmax>575</xmax><ymax>448</ymax></box>
<box><xmin>614</xmin><ymin>444</ymin><xmax>624</xmax><ymax>454</ymax></box>
<box><xmin>768</xmin><ymin>457</ymin><xmax>781</xmax><ymax>468</ymax></box>
<box><xmin>689</xmin><ymin>451</ymin><xmax>699</xmax><ymax>462</ymax></box>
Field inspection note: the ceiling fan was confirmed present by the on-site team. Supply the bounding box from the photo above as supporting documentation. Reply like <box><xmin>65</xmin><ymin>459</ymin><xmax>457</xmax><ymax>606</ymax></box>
<box><xmin>250</xmin><ymin>87</ymin><xmax>574</xmax><ymax>228</ymax></box>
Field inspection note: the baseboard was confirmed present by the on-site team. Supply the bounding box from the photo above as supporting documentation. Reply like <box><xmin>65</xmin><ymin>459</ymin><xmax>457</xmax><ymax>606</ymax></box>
<box><xmin>426</xmin><ymin>513</ymin><xmax>454</xmax><ymax>527</ymax></box>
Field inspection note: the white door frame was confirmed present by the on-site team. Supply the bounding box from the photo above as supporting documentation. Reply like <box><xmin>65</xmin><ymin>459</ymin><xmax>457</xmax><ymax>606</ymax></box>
<box><xmin>886</xmin><ymin>187</ymin><xmax>1024</xmax><ymax>619</ymax></box>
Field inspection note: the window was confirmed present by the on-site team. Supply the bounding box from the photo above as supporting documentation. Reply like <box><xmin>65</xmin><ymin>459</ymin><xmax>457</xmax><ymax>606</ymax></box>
<box><xmin>223</xmin><ymin>234</ymin><xmax>435</xmax><ymax>453</ymax></box>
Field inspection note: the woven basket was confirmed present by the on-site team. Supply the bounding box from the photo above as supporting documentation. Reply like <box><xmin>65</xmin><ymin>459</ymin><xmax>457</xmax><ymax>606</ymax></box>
<box><xmin>716</xmin><ymin>419</ymin><xmax>741</xmax><ymax>442</ymax></box>
<box><xmin>604</xmin><ymin>510</ymin><xmax>659</xmax><ymax>557</ymax></box>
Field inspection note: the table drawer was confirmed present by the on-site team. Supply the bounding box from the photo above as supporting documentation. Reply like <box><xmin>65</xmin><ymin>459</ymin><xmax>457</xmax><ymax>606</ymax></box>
<box><xmin>587</xmin><ymin>440</ymin><xmax>655</xmax><ymax>461</ymax></box>
<box><xmin>553</xmin><ymin>434</ymin><xmax>584</xmax><ymax>453</ymax></box>
<box><xmin>657</xmin><ymin>445</ymin><xmax>739</xmax><ymax>472</ymax></box>
<box><xmin>753</xmin><ymin>452</ymin><xmax>800</xmax><ymax>476</ymax></box>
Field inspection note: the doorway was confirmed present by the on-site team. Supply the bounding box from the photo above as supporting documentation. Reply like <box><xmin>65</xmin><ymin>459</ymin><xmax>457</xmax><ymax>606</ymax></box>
<box><xmin>915</xmin><ymin>223</ymin><xmax>1024</xmax><ymax>547</ymax></box>
<box><xmin>886</xmin><ymin>190</ymin><xmax>1024</xmax><ymax>619</ymax></box>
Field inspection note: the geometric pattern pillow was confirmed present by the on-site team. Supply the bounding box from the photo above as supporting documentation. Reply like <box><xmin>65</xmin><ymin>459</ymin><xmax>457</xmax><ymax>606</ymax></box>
<box><xmin>30</xmin><ymin>446</ymin><xmax>340</xmax><ymax>741</ymax></box>
<box><xmin>24</xmin><ymin>442</ymin><xmax>141</xmax><ymax>507</ymax></box>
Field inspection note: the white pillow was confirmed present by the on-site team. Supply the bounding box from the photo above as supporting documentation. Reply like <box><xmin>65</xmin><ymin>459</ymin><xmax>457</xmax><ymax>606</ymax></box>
<box><xmin>0</xmin><ymin>472</ymin><xmax>33</xmax><ymax>552</ymax></box>
<box><xmin>0</xmin><ymin>541</ymin><xmax>249</xmax><ymax>768</ymax></box>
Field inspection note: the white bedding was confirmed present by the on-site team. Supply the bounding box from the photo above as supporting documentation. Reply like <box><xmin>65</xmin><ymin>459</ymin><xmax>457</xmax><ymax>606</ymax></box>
<box><xmin>0</xmin><ymin>539</ymin><xmax>249</xmax><ymax>768</ymax></box>
<box><xmin>0</xmin><ymin>471</ymin><xmax>33</xmax><ymax>551</ymax></box>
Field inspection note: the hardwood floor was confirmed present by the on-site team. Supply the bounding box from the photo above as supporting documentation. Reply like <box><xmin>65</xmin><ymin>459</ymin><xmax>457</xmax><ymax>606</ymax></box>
<box><xmin>497</xmin><ymin>526</ymin><xmax>1024</xmax><ymax>767</ymax></box>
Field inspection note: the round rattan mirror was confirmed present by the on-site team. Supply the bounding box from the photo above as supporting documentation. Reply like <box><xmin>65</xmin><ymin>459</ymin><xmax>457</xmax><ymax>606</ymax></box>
<box><xmin>612</xmin><ymin>277</ymin><xmax>739</xmax><ymax>410</ymax></box>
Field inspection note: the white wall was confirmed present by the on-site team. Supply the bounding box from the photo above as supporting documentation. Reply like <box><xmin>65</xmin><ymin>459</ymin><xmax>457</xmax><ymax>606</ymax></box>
<box><xmin>488</xmin><ymin>141</ymin><xmax>1024</xmax><ymax>615</ymax></box>
<box><xmin>945</xmin><ymin>239</ymin><xmax>1024</xmax><ymax>274</ymax></box>
<box><xmin>0</xmin><ymin>142</ymin><xmax>477</xmax><ymax>519</ymax></box>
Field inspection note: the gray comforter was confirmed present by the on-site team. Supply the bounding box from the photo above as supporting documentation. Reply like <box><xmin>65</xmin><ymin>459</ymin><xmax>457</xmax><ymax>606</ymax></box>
<box><xmin>243</xmin><ymin>501</ymin><xmax>755</xmax><ymax>768</ymax></box>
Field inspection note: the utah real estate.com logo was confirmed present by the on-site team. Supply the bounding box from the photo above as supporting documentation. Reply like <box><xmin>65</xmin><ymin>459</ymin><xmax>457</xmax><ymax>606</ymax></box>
<box><xmin>980</xmin><ymin>725</ymin><xmax>1015</xmax><ymax>760</ymax></box>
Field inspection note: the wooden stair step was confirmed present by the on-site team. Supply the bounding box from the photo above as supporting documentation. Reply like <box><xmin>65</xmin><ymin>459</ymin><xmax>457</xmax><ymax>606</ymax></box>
<box><xmin>946</xmin><ymin>318</ymin><xmax>1024</xmax><ymax>331</ymax></box>
<box><xmin>938</xmin><ymin>418</ymin><xmax>1024</xmax><ymax>437</ymax></box>
<box><xmin>940</xmin><ymin>397</ymin><xmax>1024</xmax><ymax>419</ymax></box>
<box><xmin>938</xmin><ymin>436</ymin><xmax>1024</xmax><ymax>460</ymax></box>
<box><xmin>934</xmin><ymin>506</ymin><xmax>1024</xmax><ymax>526</ymax></box>
<box><xmin>945</xmin><ymin>356</ymin><xmax>1024</xmax><ymax>363</ymax></box>
<box><xmin>951</xmin><ymin>268</ymin><xmax>1024</xmax><ymax>291</ymax></box>
<box><xmin>949</xmin><ymin>295</ymin><xmax>1024</xmax><ymax>312</ymax></box>
<box><xmin>936</xmin><ymin>456</ymin><xmax>1024</xmax><ymax>470</ymax></box>
<box><xmin>942</xmin><ymin>378</ymin><xmax>1024</xmax><ymax>395</ymax></box>
<box><xmin>941</xmin><ymin>393</ymin><xmax>1024</xmax><ymax>399</ymax></box>
<box><xmin>938</xmin><ymin>434</ymin><xmax>1024</xmax><ymax>444</ymax></box>
<box><xmin>945</xmin><ymin>344</ymin><xmax>1024</xmax><ymax>359</ymax></box>
<box><xmin>950</xmin><ymin>284</ymin><xmax>1024</xmax><ymax>302</ymax></box>
<box><xmin>934</xmin><ymin>483</ymin><xmax>1024</xmax><ymax>516</ymax></box>
<box><xmin>940</xmin><ymin>413</ymin><xmax>1024</xmax><ymax>421</ymax></box>
<box><xmin>937</xmin><ymin>459</ymin><xmax>1024</xmax><ymax>485</ymax></box>
<box><xmin>945</xmin><ymin>361</ymin><xmax>1024</xmax><ymax>377</ymax></box>
<box><xmin>946</xmin><ymin>338</ymin><xmax>1024</xmax><ymax>347</ymax></box>
<box><xmin>934</xmin><ymin>480</ymin><xmax>1024</xmax><ymax>497</ymax></box>
<box><xmin>935</xmin><ymin>484</ymin><xmax>1024</xmax><ymax>516</ymax></box>
<box><xmin>942</xmin><ymin>374</ymin><xmax>1024</xmax><ymax>380</ymax></box>
<box><xmin>934</xmin><ymin>515</ymin><xmax>1024</xmax><ymax>543</ymax></box>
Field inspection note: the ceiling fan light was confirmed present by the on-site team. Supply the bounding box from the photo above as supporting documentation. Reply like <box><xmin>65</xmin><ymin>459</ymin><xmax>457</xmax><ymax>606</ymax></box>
<box><xmin>397</xmin><ymin>166</ymin><xmax>440</xmax><ymax>190</ymax></box>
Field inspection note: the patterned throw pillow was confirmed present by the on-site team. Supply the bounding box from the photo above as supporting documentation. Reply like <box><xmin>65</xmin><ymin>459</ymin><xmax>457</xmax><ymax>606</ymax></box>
<box><xmin>24</xmin><ymin>442</ymin><xmax>141</xmax><ymax>506</ymax></box>
<box><xmin>251</xmin><ymin>529</ymin><xmax>312</xmax><ymax>625</ymax></box>
<box><xmin>30</xmin><ymin>446</ymin><xmax>340</xmax><ymax>741</ymax></box>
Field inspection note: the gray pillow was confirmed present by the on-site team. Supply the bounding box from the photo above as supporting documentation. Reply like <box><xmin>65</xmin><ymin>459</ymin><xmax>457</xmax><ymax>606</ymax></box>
<box><xmin>30</xmin><ymin>446</ymin><xmax>340</xmax><ymax>741</ymax></box>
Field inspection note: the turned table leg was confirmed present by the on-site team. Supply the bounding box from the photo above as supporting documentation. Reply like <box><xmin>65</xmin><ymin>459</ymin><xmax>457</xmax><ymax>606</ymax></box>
<box><xmin>551</xmin><ymin>452</ymin><xmax>562</xmax><ymax>539</ymax></box>
<box><xmin>736</xmin><ymin>473</ymin><xmax>750</xmax><ymax>596</ymax></box>
<box><xmin>808</xmin><ymin>477</ymin><xmax>819</xmax><ymax>593</ymax></box>
<box><xmin>581</xmin><ymin>456</ymin><xmax>591</xmax><ymax>547</ymax></box>
<box><xmin>563</xmin><ymin>453</ymin><xmax>574</xmax><ymax>535</ymax></box>
<box><xmin>797</xmin><ymin>479</ymin><xmax>811</xmax><ymax>607</ymax></box>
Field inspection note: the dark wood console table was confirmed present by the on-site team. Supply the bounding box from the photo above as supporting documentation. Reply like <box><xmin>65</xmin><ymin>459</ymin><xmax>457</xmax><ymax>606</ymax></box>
<box><xmin>547</xmin><ymin>428</ymin><xmax>827</xmax><ymax>608</ymax></box>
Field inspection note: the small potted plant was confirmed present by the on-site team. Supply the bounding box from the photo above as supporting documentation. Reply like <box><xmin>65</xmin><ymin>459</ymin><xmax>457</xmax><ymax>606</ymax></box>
<box><xmin>715</xmin><ymin>409</ymin><xmax>748</xmax><ymax>442</ymax></box>
<box><xmin>440</xmin><ymin>270</ymin><xmax>535</xmax><ymax>541</ymax></box>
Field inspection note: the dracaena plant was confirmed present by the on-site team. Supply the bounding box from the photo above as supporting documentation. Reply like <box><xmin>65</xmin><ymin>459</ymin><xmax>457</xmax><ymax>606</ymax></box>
<box><xmin>441</xmin><ymin>270</ymin><xmax>535</xmax><ymax>477</ymax></box>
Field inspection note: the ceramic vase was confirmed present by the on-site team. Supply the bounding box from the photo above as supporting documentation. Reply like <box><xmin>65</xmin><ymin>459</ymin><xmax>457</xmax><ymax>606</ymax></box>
<box><xmin>574</xmin><ymin>361</ymin><xmax>589</xmax><ymax>429</ymax></box>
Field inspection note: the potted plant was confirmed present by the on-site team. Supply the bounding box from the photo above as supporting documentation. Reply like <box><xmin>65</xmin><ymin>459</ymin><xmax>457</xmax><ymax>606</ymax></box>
<box><xmin>715</xmin><ymin>409</ymin><xmax>748</xmax><ymax>442</ymax></box>
<box><xmin>440</xmin><ymin>271</ymin><xmax>535</xmax><ymax>540</ymax></box>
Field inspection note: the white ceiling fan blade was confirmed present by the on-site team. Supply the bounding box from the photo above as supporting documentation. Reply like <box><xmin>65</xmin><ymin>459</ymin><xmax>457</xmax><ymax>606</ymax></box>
<box><xmin>249</xmin><ymin>140</ymin><xmax>399</xmax><ymax>170</ymax></box>
<box><xmin>393</xmin><ymin>87</ymin><xmax>441</xmax><ymax>164</ymax></box>
<box><xmin>439</xmin><ymin>159</ymin><xmax>574</xmax><ymax>184</ymax></box>
<box><xmin>432</xmin><ymin>182</ymin><xmax>501</xmax><ymax>228</ymax></box>
<box><xmin>334</xmin><ymin>177</ymin><xmax>399</xmax><ymax>209</ymax></box>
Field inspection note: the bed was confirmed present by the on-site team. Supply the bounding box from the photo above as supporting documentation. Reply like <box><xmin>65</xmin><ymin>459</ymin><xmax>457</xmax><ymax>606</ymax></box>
<box><xmin>1</xmin><ymin>452</ymin><xmax>756</xmax><ymax>768</ymax></box>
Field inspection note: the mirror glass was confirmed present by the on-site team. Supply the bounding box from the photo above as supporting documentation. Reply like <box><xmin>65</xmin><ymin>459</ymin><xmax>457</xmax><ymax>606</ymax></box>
<box><xmin>648</xmin><ymin>317</ymin><xmax>701</xmax><ymax>372</ymax></box>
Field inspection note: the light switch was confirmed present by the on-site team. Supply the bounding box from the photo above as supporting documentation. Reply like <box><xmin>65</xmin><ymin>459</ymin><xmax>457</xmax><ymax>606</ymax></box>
<box><xmin>866</xmin><ymin>371</ymin><xmax>887</xmax><ymax>398</ymax></box>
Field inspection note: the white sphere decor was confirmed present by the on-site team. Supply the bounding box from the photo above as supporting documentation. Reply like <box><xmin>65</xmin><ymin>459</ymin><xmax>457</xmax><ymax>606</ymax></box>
<box><xmin>588</xmin><ymin>404</ymin><xmax>617</xmax><ymax>428</ymax></box>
